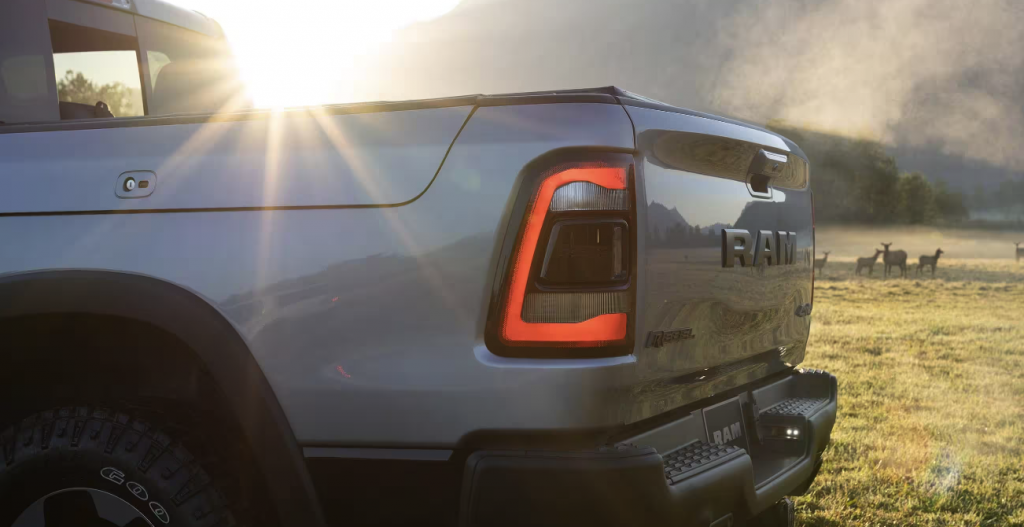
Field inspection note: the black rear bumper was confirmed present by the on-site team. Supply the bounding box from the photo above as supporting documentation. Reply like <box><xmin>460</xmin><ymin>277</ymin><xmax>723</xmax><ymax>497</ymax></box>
<box><xmin>459</xmin><ymin>369</ymin><xmax>837</xmax><ymax>527</ymax></box>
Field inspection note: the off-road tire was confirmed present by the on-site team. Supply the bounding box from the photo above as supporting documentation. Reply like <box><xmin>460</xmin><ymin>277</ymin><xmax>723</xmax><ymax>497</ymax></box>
<box><xmin>0</xmin><ymin>406</ymin><xmax>236</xmax><ymax>527</ymax></box>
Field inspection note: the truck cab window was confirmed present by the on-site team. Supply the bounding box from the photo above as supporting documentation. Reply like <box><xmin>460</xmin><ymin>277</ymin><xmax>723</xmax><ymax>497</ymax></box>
<box><xmin>48</xmin><ymin>19</ymin><xmax>144</xmax><ymax>120</ymax></box>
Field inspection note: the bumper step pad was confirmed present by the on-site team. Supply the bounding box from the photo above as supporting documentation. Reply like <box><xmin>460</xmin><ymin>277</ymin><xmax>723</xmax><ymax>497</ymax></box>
<box><xmin>663</xmin><ymin>441</ymin><xmax>744</xmax><ymax>484</ymax></box>
<box><xmin>762</xmin><ymin>397</ymin><xmax>827</xmax><ymax>418</ymax></box>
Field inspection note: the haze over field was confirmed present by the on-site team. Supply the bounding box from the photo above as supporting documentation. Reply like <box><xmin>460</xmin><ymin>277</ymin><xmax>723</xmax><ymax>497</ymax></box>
<box><xmin>816</xmin><ymin>226</ymin><xmax>1024</xmax><ymax>261</ymax></box>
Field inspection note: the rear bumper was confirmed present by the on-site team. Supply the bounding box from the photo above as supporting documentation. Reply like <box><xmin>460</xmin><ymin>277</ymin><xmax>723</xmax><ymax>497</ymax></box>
<box><xmin>459</xmin><ymin>369</ymin><xmax>837</xmax><ymax>527</ymax></box>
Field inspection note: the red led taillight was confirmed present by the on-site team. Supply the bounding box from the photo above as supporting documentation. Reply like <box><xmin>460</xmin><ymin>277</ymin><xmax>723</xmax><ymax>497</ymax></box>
<box><xmin>502</xmin><ymin>167</ymin><xmax>628</xmax><ymax>344</ymax></box>
<box><xmin>488</xmin><ymin>153</ymin><xmax>636</xmax><ymax>357</ymax></box>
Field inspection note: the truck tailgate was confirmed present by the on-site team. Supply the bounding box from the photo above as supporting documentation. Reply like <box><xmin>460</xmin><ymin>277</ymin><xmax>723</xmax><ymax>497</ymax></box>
<box><xmin>627</xmin><ymin>105</ymin><xmax>814</xmax><ymax>423</ymax></box>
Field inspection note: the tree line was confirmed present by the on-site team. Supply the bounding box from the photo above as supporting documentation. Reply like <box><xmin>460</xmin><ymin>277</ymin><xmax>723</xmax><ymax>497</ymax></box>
<box><xmin>767</xmin><ymin>121</ymin><xmax>970</xmax><ymax>225</ymax></box>
<box><xmin>57</xmin><ymin>70</ymin><xmax>138</xmax><ymax>118</ymax></box>
<box><xmin>969</xmin><ymin>178</ymin><xmax>1024</xmax><ymax>213</ymax></box>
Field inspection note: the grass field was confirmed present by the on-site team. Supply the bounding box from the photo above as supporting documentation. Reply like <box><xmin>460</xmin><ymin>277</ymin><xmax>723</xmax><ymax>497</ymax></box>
<box><xmin>795</xmin><ymin>228</ymin><xmax>1024</xmax><ymax>525</ymax></box>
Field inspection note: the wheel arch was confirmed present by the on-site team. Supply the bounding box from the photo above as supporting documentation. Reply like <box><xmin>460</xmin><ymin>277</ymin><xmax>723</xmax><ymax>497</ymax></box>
<box><xmin>0</xmin><ymin>269</ymin><xmax>326</xmax><ymax>527</ymax></box>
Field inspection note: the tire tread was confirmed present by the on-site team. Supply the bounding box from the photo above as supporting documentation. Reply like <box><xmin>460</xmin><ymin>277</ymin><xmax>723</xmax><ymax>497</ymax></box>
<box><xmin>0</xmin><ymin>406</ymin><xmax>236</xmax><ymax>527</ymax></box>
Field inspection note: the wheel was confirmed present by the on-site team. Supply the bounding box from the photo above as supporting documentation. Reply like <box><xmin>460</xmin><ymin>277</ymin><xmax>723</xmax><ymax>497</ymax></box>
<box><xmin>0</xmin><ymin>407</ymin><xmax>236</xmax><ymax>527</ymax></box>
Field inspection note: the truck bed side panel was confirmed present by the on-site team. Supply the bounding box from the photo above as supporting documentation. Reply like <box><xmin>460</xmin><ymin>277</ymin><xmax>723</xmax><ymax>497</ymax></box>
<box><xmin>0</xmin><ymin>103</ymin><xmax>637</xmax><ymax>445</ymax></box>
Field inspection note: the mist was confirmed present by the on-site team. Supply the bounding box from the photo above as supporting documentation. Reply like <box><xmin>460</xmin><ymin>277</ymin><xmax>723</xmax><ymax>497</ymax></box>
<box><xmin>711</xmin><ymin>0</ymin><xmax>1024</xmax><ymax>170</ymax></box>
<box><xmin>348</xmin><ymin>0</ymin><xmax>1024</xmax><ymax>181</ymax></box>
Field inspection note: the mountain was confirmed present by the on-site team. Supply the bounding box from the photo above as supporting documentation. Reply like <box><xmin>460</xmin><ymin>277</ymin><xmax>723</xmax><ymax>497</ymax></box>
<box><xmin>646</xmin><ymin>201</ymin><xmax>690</xmax><ymax>237</ymax></box>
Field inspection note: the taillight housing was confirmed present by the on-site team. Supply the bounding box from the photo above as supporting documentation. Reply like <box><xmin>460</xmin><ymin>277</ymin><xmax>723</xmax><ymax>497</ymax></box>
<box><xmin>486</xmin><ymin>152</ymin><xmax>637</xmax><ymax>358</ymax></box>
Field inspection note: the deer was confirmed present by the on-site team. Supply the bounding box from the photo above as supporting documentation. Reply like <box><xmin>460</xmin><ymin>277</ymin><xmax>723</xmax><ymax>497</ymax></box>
<box><xmin>881</xmin><ymin>242</ymin><xmax>908</xmax><ymax>278</ymax></box>
<box><xmin>1016</xmin><ymin>242</ymin><xmax>1023</xmax><ymax>264</ymax></box>
<box><xmin>855</xmin><ymin>249</ymin><xmax>884</xmax><ymax>276</ymax></box>
<box><xmin>813</xmin><ymin>251</ymin><xmax>830</xmax><ymax>277</ymax></box>
<box><xmin>916</xmin><ymin>248</ymin><xmax>944</xmax><ymax>276</ymax></box>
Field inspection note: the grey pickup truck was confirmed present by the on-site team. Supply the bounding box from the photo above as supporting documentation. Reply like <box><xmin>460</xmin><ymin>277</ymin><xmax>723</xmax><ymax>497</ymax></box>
<box><xmin>0</xmin><ymin>1</ymin><xmax>836</xmax><ymax>526</ymax></box>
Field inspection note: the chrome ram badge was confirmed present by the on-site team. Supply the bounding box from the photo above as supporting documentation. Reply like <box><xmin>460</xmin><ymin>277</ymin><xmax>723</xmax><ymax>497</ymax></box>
<box><xmin>721</xmin><ymin>229</ymin><xmax>797</xmax><ymax>268</ymax></box>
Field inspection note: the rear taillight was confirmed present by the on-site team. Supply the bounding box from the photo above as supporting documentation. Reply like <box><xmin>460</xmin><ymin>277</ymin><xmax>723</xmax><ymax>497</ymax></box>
<box><xmin>487</xmin><ymin>153</ymin><xmax>636</xmax><ymax>358</ymax></box>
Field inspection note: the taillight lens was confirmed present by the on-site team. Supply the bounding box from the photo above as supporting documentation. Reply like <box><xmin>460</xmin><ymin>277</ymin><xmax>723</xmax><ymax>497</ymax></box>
<box><xmin>488</xmin><ymin>153</ymin><xmax>636</xmax><ymax>357</ymax></box>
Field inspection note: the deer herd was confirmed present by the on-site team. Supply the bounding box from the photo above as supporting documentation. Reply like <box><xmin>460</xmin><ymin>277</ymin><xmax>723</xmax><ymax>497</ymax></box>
<box><xmin>813</xmin><ymin>242</ymin><xmax>1024</xmax><ymax>278</ymax></box>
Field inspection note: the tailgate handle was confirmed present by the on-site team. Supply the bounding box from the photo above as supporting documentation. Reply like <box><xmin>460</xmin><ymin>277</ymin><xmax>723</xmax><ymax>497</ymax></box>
<box><xmin>746</xmin><ymin>150</ymin><xmax>787</xmax><ymax>199</ymax></box>
<box><xmin>749</xmin><ymin>149</ymin><xmax>788</xmax><ymax>178</ymax></box>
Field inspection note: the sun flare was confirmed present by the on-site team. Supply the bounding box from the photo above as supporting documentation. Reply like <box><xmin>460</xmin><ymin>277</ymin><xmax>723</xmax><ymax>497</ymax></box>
<box><xmin>170</xmin><ymin>0</ymin><xmax>461</xmax><ymax>108</ymax></box>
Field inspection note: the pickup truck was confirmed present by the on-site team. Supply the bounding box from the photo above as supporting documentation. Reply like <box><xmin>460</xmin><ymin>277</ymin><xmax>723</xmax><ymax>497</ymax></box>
<box><xmin>0</xmin><ymin>1</ymin><xmax>837</xmax><ymax>526</ymax></box>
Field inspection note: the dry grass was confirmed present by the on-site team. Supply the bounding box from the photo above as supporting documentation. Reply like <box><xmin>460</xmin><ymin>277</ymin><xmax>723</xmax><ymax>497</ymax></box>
<box><xmin>796</xmin><ymin>228</ymin><xmax>1024</xmax><ymax>526</ymax></box>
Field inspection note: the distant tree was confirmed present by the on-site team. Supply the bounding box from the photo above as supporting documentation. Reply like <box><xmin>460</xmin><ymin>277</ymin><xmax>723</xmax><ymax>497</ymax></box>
<box><xmin>994</xmin><ymin>178</ymin><xmax>1024</xmax><ymax>210</ymax></box>
<box><xmin>970</xmin><ymin>183</ymin><xmax>988</xmax><ymax>210</ymax></box>
<box><xmin>57</xmin><ymin>70</ymin><xmax>135</xmax><ymax>117</ymax></box>
<box><xmin>897</xmin><ymin>172</ymin><xmax>937</xmax><ymax>224</ymax></box>
<box><xmin>932</xmin><ymin>181</ymin><xmax>969</xmax><ymax>223</ymax></box>
<box><xmin>767</xmin><ymin>121</ymin><xmax>900</xmax><ymax>224</ymax></box>
<box><xmin>852</xmin><ymin>139</ymin><xmax>900</xmax><ymax>223</ymax></box>
<box><xmin>667</xmin><ymin>222</ymin><xmax>685</xmax><ymax>246</ymax></box>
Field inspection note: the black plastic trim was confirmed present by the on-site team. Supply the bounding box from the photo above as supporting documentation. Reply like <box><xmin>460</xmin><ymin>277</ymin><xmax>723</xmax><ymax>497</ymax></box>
<box><xmin>0</xmin><ymin>89</ymin><xmax>618</xmax><ymax>135</ymax></box>
<box><xmin>0</xmin><ymin>84</ymin><xmax>801</xmax><ymax>153</ymax></box>
<box><xmin>457</xmin><ymin>368</ymin><xmax>838</xmax><ymax>527</ymax></box>
<box><xmin>0</xmin><ymin>95</ymin><xmax>479</xmax><ymax>135</ymax></box>
<box><xmin>0</xmin><ymin>270</ymin><xmax>327</xmax><ymax>527</ymax></box>
<box><xmin>479</xmin><ymin>93</ymin><xmax>618</xmax><ymax>107</ymax></box>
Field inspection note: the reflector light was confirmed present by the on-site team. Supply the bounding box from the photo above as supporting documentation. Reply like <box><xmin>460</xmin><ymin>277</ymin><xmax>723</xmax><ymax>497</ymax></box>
<box><xmin>549</xmin><ymin>181</ymin><xmax>629</xmax><ymax>211</ymax></box>
<box><xmin>501</xmin><ymin>167</ymin><xmax>629</xmax><ymax>346</ymax></box>
<box><xmin>522</xmin><ymin>291</ymin><xmax>629</xmax><ymax>323</ymax></box>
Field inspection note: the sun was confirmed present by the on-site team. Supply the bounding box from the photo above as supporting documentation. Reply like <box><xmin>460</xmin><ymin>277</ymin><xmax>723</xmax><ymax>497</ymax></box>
<box><xmin>170</xmin><ymin>0</ymin><xmax>461</xmax><ymax>108</ymax></box>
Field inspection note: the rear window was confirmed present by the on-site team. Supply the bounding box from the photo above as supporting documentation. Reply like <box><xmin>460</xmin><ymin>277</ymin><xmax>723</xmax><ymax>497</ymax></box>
<box><xmin>49</xmin><ymin>18</ymin><xmax>145</xmax><ymax>118</ymax></box>
<box><xmin>1</xmin><ymin>0</ymin><xmax>245</xmax><ymax>126</ymax></box>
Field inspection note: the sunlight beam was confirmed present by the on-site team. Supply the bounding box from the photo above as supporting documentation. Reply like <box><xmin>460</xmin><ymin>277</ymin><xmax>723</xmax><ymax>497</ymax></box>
<box><xmin>170</xmin><ymin>0</ymin><xmax>462</xmax><ymax>108</ymax></box>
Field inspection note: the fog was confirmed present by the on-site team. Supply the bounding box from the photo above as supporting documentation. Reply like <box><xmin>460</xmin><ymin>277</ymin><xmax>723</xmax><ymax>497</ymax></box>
<box><xmin>349</xmin><ymin>0</ymin><xmax>1024</xmax><ymax>178</ymax></box>
<box><xmin>816</xmin><ymin>225</ymin><xmax>1024</xmax><ymax>260</ymax></box>
<box><xmin>712</xmin><ymin>0</ymin><xmax>1024</xmax><ymax>171</ymax></box>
